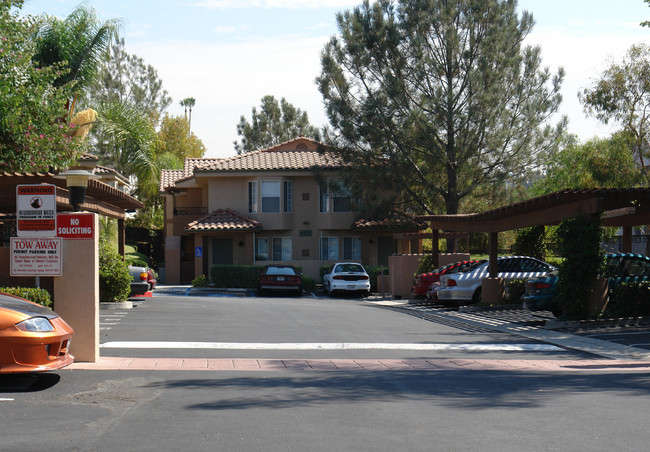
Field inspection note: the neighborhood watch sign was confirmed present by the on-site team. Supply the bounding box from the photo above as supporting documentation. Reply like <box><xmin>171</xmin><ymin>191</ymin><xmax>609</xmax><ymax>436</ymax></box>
<box><xmin>16</xmin><ymin>184</ymin><xmax>56</xmax><ymax>237</ymax></box>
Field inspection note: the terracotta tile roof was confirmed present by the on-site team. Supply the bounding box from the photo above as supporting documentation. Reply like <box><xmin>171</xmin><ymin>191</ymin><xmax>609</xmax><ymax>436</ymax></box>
<box><xmin>195</xmin><ymin>149</ymin><xmax>342</xmax><ymax>172</ymax></box>
<box><xmin>79</xmin><ymin>153</ymin><xmax>99</xmax><ymax>161</ymax></box>
<box><xmin>92</xmin><ymin>165</ymin><xmax>128</xmax><ymax>181</ymax></box>
<box><xmin>185</xmin><ymin>209</ymin><xmax>263</xmax><ymax>231</ymax></box>
<box><xmin>160</xmin><ymin>169</ymin><xmax>184</xmax><ymax>192</ymax></box>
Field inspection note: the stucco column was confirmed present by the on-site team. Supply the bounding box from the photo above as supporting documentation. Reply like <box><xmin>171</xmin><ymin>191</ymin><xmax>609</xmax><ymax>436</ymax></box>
<box><xmin>483</xmin><ymin>231</ymin><xmax>504</xmax><ymax>304</ymax></box>
<box><xmin>165</xmin><ymin>236</ymin><xmax>181</xmax><ymax>285</ymax></box>
<box><xmin>53</xmin><ymin>214</ymin><xmax>99</xmax><ymax>363</ymax></box>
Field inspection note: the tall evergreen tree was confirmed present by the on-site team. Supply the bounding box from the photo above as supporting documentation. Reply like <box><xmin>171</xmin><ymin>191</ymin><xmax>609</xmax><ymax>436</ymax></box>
<box><xmin>317</xmin><ymin>0</ymin><xmax>565</xmax><ymax>217</ymax></box>
<box><xmin>234</xmin><ymin>95</ymin><xmax>321</xmax><ymax>154</ymax></box>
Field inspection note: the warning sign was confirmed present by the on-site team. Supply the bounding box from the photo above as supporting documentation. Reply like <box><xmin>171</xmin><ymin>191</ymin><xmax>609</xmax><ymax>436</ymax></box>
<box><xmin>10</xmin><ymin>237</ymin><xmax>63</xmax><ymax>276</ymax></box>
<box><xmin>16</xmin><ymin>184</ymin><xmax>56</xmax><ymax>237</ymax></box>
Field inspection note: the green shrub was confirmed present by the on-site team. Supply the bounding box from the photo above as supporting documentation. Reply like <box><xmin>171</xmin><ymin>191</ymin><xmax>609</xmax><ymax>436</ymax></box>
<box><xmin>366</xmin><ymin>266</ymin><xmax>388</xmax><ymax>292</ymax></box>
<box><xmin>302</xmin><ymin>275</ymin><xmax>316</xmax><ymax>292</ymax></box>
<box><xmin>99</xmin><ymin>238</ymin><xmax>132</xmax><ymax>302</ymax></box>
<box><xmin>210</xmin><ymin>265</ymin><xmax>265</xmax><ymax>288</ymax></box>
<box><xmin>604</xmin><ymin>282</ymin><xmax>650</xmax><ymax>317</ymax></box>
<box><xmin>192</xmin><ymin>274</ymin><xmax>209</xmax><ymax>287</ymax></box>
<box><xmin>416</xmin><ymin>254</ymin><xmax>437</xmax><ymax>275</ymax></box>
<box><xmin>0</xmin><ymin>287</ymin><xmax>52</xmax><ymax>308</ymax></box>
<box><xmin>513</xmin><ymin>226</ymin><xmax>547</xmax><ymax>261</ymax></box>
<box><xmin>505</xmin><ymin>279</ymin><xmax>526</xmax><ymax>304</ymax></box>
<box><xmin>320</xmin><ymin>265</ymin><xmax>332</xmax><ymax>282</ymax></box>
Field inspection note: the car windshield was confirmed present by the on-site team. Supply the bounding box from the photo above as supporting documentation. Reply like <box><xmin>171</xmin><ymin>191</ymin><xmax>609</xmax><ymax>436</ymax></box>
<box><xmin>265</xmin><ymin>266</ymin><xmax>297</xmax><ymax>276</ymax></box>
<box><xmin>335</xmin><ymin>264</ymin><xmax>365</xmax><ymax>273</ymax></box>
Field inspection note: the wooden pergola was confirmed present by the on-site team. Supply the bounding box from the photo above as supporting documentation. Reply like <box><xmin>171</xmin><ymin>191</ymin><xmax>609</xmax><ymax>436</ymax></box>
<box><xmin>0</xmin><ymin>171</ymin><xmax>143</xmax><ymax>255</ymax></box>
<box><xmin>416</xmin><ymin>188</ymin><xmax>650</xmax><ymax>296</ymax></box>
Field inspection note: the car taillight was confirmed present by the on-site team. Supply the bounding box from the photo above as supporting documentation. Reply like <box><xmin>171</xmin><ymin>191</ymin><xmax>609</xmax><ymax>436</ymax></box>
<box><xmin>530</xmin><ymin>282</ymin><xmax>552</xmax><ymax>289</ymax></box>
<box><xmin>139</xmin><ymin>272</ymin><xmax>148</xmax><ymax>281</ymax></box>
<box><xmin>333</xmin><ymin>275</ymin><xmax>345</xmax><ymax>280</ymax></box>
<box><xmin>446</xmin><ymin>279</ymin><xmax>457</xmax><ymax>287</ymax></box>
<box><xmin>359</xmin><ymin>275</ymin><xmax>369</xmax><ymax>280</ymax></box>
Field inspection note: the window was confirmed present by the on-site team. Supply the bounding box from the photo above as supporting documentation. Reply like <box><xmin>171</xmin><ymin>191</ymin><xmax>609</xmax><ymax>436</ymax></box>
<box><xmin>283</xmin><ymin>181</ymin><xmax>292</xmax><ymax>213</ymax></box>
<box><xmin>255</xmin><ymin>237</ymin><xmax>268</xmax><ymax>261</ymax></box>
<box><xmin>343</xmin><ymin>237</ymin><xmax>361</xmax><ymax>260</ymax></box>
<box><xmin>319</xmin><ymin>185</ymin><xmax>330</xmax><ymax>213</ymax></box>
<box><xmin>320</xmin><ymin>237</ymin><xmax>338</xmax><ymax>260</ymax></box>
<box><xmin>248</xmin><ymin>181</ymin><xmax>257</xmax><ymax>213</ymax></box>
<box><xmin>272</xmin><ymin>237</ymin><xmax>292</xmax><ymax>261</ymax></box>
<box><xmin>261</xmin><ymin>181</ymin><xmax>280</xmax><ymax>212</ymax></box>
<box><xmin>320</xmin><ymin>181</ymin><xmax>352</xmax><ymax>212</ymax></box>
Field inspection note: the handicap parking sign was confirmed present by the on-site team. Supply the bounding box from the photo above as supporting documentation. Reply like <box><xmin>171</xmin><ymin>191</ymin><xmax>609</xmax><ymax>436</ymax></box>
<box><xmin>195</xmin><ymin>246</ymin><xmax>203</xmax><ymax>257</ymax></box>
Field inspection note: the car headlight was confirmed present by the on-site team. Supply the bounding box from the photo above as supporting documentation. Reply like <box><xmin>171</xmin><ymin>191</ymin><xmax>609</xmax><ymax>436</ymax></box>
<box><xmin>15</xmin><ymin>317</ymin><xmax>55</xmax><ymax>332</ymax></box>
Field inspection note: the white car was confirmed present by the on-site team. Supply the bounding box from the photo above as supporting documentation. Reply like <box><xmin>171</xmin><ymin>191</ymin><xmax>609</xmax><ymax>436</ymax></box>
<box><xmin>437</xmin><ymin>256</ymin><xmax>555</xmax><ymax>304</ymax></box>
<box><xmin>323</xmin><ymin>263</ymin><xmax>371</xmax><ymax>296</ymax></box>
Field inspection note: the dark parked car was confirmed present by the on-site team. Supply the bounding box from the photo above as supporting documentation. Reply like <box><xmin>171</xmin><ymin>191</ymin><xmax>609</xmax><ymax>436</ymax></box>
<box><xmin>129</xmin><ymin>265</ymin><xmax>155</xmax><ymax>296</ymax></box>
<box><xmin>258</xmin><ymin>265</ymin><xmax>302</xmax><ymax>296</ymax></box>
<box><xmin>412</xmin><ymin>260</ymin><xmax>480</xmax><ymax>298</ymax></box>
<box><xmin>523</xmin><ymin>253</ymin><xmax>650</xmax><ymax>317</ymax></box>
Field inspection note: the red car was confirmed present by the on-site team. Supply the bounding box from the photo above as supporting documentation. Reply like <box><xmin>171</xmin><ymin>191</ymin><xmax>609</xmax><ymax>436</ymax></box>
<box><xmin>257</xmin><ymin>265</ymin><xmax>302</xmax><ymax>296</ymax></box>
<box><xmin>412</xmin><ymin>260</ymin><xmax>479</xmax><ymax>298</ymax></box>
<box><xmin>0</xmin><ymin>293</ymin><xmax>74</xmax><ymax>373</ymax></box>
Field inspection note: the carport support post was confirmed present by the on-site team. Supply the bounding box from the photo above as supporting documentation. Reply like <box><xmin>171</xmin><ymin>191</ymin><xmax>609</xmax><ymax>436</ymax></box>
<box><xmin>431</xmin><ymin>225</ymin><xmax>439</xmax><ymax>268</ymax></box>
<box><xmin>482</xmin><ymin>231</ymin><xmax>504</xmax><ymax>304</ymax></box>
<box><xmin>622</xmin><ymin>226</ymin><xmax>632</xmax><ymax>253</ymax></box>
<box><xmin>53</xmin><ymin>214</ymin><xmax>99</xmax><ymax>363</ymax></box>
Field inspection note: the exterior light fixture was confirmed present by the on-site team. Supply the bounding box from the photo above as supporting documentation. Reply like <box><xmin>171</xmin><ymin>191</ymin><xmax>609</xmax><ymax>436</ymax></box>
<box><xmin>54</xmin><ymin>169</ymin><xmax>97</xmax><ymax>212</ymax></box>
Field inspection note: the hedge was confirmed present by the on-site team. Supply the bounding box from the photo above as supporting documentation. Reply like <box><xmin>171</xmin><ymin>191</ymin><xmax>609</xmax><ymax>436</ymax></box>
<box><xmin>604</xmin><ymin>282</ymin><xmax>650</xmax><ymax>317</ymax></box>
<box><xmin>210</xmin><ymin>265</ymin><xmax>265</xmax><ymax>288</ymax></box>
<box><xmin>0</xmin><ymin>287</ymin><xmax>52</xmax><ymax>308</ymax></box>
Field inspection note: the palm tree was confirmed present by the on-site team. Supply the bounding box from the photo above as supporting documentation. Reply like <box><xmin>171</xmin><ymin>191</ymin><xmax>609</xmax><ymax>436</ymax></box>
<box><xmin>180</xmin><ymin>97</ymin><xmax>196</xmax><ymax>136</ymax></box>
<box><xmin>32</xmin><ymin>4</ymin><xmax>120</xmax><ymax>119</ymax></box>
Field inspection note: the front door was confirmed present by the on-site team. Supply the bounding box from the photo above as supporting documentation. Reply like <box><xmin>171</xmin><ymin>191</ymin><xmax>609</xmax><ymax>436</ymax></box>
<box><xmin>377</xmin><ymin>236</ymin><xmax>395</xmax><ymax>267</ymax></box>
<box><xmin>212</xmin><ymin>238</ymin><xmax>233</xmax><ymax>265</ymax></box>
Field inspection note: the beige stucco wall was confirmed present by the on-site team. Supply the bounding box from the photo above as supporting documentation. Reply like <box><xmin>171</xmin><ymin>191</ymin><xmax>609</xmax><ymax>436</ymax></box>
<box><xmin>53</xmin><ymin>214</ymin><xmax>99</xmax><ymax>363</ymax></box>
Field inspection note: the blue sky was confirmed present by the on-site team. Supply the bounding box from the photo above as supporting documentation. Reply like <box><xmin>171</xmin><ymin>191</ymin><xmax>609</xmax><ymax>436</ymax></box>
<box><xmin>20</xmin><ymin>0</ymin><xmax>650</xmax><ymax>158</ymax></box>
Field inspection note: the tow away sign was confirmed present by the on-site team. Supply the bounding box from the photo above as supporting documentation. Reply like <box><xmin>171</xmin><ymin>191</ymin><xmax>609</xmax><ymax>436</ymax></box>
<box><xmin>16</xmin><ymin>184</ymin><xmax>56</xmax><ymax>237</ymax></box>
<box><xmin>10</xmin><ymin>237</ymin><xmax>62</xmax><ymax>276</ymax></box>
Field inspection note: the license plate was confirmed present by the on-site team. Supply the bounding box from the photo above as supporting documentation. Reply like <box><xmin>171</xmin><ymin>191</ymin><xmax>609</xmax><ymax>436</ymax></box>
<box><xmin>347</xmin><ymin>285</ymin><xmax>355</xmax><ymax>289</ymax></box>
<box><xmin>277</xmin><ymin>277</ymin><xmax>285</xmax><ymax>281</ymax></box>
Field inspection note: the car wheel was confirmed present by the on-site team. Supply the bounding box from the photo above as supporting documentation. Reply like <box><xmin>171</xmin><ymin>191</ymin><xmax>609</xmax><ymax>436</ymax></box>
<box><xmin>472</xmin><ymin>287</ymin><xmax>482</xmax><ymax>304</ymax></box>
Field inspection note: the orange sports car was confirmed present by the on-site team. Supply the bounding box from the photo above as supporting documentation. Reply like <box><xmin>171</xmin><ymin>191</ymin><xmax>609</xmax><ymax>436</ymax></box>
<box><xmin>0</xmin><ymin>293</ymin><xmax>74</xmax><ymax>373</ymax></box>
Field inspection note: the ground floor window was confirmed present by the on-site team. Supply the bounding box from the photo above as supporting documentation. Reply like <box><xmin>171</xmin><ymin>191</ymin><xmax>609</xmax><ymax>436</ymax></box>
<box><xmin>255</xmin><ymin>237</ymin><xmax>269</xmax><ymax>261</ymax></box>
<box><xmin>272</xmin><ymin>237</ymin><xmax>292</xmax><ymax>261</ymax></box>
<box><xmin>320</xmin><ymin>236</ymin><xmax>338</xmax><ymax>260</ymax></box>
<box><xmin>343</xmin><ymin>236</ymin><xmax>361</xmax><ymax>260</ymax></box>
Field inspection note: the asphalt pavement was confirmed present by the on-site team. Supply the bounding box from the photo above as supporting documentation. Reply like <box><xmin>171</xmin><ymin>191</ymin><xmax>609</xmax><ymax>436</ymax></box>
<box><xmin>4</xmin><ymin>286</ymin><xmax>650</xmax><ymax>451</ymax></box>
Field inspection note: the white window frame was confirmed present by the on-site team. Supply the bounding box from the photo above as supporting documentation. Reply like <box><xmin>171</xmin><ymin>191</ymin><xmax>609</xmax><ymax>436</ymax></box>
<box><xmin>320</xmin><ymin>180</ymin><xmax>352</xmax><ymax>213</ymax></box>
<box><xmin>261</xmin><ymin>181</ymin><xmax>281</xmax><ymax>213</ymax></box>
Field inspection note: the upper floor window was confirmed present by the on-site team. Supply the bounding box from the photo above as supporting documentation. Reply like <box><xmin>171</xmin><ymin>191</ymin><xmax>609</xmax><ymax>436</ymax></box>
<box><xmin>248</xmin><ymin>181</ymin><xmax>257</xmax><ymax>213</ymax></box>
<box><xmin>283</xmin><ymin>181</ymin><xmax>292</xmax><ymax>213</ymax></box>
<box><xmin>320</xmin><ymin>181</ymin><xmax>352</xmax><ymax>213</ymax></box>
<box><xmin>261</xmin><ymin>181</ymin><xmax>280</xmax><ymax>212</ymax></box>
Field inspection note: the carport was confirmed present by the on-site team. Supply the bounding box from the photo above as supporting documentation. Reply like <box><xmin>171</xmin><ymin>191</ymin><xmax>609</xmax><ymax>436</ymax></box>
<box><xmin>416</xmin><ymin>188</ymin><xmax>650</xmax><ymax>303</ymax></box>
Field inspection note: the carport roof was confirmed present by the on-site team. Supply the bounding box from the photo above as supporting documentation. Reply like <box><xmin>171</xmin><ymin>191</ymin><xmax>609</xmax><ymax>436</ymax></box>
<box><xmin>416</xmin><ymin>188</ymin><xmax>650</xmax><ymax>233</ymax></box>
